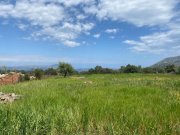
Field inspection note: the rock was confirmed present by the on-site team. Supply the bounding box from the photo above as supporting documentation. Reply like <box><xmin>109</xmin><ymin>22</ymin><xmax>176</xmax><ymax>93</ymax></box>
<box><xmin>84</xmin><ymin>81</ymin><xmax>93</xmax><ymax>84</ymax></box>
<box><xmin>0</xmin><ymin>92</ymin><xmax>22</xmax><ymax>103</ymax></box>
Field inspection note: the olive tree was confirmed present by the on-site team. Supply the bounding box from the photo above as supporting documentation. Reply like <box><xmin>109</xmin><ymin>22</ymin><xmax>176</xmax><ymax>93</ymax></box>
<box><xmin>58</xmin><ymin>62</ymin><xmax>74</xmax><ymax>77</ymax></box>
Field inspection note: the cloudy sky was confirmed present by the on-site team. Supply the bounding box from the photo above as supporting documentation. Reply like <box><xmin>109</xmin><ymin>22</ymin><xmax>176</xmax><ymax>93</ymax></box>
<box><xmin>0</xmin><ymin>0</ymin><xmax>180</xmax><ymax>68</ymax></box>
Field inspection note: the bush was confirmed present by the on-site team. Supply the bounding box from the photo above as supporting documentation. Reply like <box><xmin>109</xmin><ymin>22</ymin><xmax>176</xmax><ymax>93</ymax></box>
<box><xmin>34</xmin><ymin>69</ymin><xmax>44</xmax><ymax>80</ymax></box>
<box><xmin>165</xmin><ymin>65</ymin><xmax>175</xmax><ymax>73</ymax></box>
<box><xmin>45</xmin><ymin>68</ymin><xmax>57</xmax><ymax>76</ymax></box>
<box><xmin>120</xmin><ymin>64</ymin><xmax>141</xmax><ymax>73</ymax></box>
<box><xmin>142</xmin><ymin>67</ymin><xmax>154</xmax><ymax>73</ymax></box>
<box><xmin>176</xmin><ymin>67</ymin><xmax>180</xmax><ymax>74</ymax></box>
<box><xmin>24</xmin><ymin>74</ymin><xmax>30</xmax><ymax>81</ymax></box>
<box><xmin>85</xmin><ymin>66</ymin><xmax>117</xmax><ymax>74</ymax></box>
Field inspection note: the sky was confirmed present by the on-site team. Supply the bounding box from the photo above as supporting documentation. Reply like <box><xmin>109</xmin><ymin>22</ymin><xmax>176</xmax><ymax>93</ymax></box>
<box><xmin>0</xmin><ymin>0</ymin><xmax>180</xmax><ymax>68</ymax></box>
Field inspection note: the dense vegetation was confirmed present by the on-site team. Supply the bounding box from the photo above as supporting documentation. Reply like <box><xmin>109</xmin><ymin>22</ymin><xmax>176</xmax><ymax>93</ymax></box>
<box><xmin>0</xmin><ymin>74</ymin><xmax>179</xmax><ymax>134</ymax></box>
<box><xmin>83</xmin><ymin>64</ymin><xmax>180</xmax><ymax>74</ymax></box>
<box><xmin>1</xmin><ymin>64</ymin><xmax>180</xmax><ymax>79</ymax></box>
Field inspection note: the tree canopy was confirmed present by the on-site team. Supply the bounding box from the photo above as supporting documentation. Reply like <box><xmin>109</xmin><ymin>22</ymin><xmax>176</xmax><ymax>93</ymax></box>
<box><xmin>58</xmin><ymin>62</ymin><xmax>74</xmax><ymax>77</ymax></box>
<box><xmin>34</xmin><ymin>69</ymin><xmax>44</xmax><ymax>80</ymax></box>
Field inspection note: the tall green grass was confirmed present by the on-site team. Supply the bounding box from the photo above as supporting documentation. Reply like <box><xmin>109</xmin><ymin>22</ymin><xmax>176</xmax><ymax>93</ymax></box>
<box><xmin>0</xmin><ymin>74</ymin><xmax>179</xmax><ymax>135</ymax></box>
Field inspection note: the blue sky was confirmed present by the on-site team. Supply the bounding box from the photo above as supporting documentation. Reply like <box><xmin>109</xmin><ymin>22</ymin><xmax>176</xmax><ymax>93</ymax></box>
<box><xmin>0</xmin><ymin>0</ymin><xmax>180</xmax><ymax>68</ymax></box>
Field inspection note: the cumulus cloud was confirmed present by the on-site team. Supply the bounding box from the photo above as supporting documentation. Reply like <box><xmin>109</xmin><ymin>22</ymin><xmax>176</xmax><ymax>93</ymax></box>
<box><xmin>0</xmin><ymin>0</ymin><xmax>95</xmax><ymax>47</ymax></box>
<box><xmin>63</xmin><ymin>40</ymin><xmax>80</xmax><ymax>47</ymax></box>
<box><xmin>97</xmin><ymin>0</ymin><xmax>178</xmax><ymax>27</ymax></box>
<box><xmin>0</xmin><ymin>0</ymin><xmax>179</xmax><ymax>53</ymax></box>
<box><xmin>17</xmin><ymin>23</ymin><xmax>28</xmax><ymax>31</ymax></box>
<box><xmin>0</xmin><ymin>1</ymin><xmax>65</xmax><ymax>27</ymax></box>
<box><xmin>30</xmin><ymin>22</ymin><xmax>94</xmax><ymax>47</ymax></box>
<box><xmin>31</xmin><ymin>0</ymin><xmax>96</xmax><ymax>7</ymax></box>
<box><xmin>76</xmin><ymin>14</ymin><xmax>87</xmax><ymax>20</ymax></box>
<box><xmin>124</xmin><ymin>23</ymin><xmax>180</xmax><ymax>54</ymax></box>
<box><xmin>57</xmin><ymin>0</ymin><xmax>95</xmax><ymax>7</ymax></box>
<box><xmin>91</xmin><ymin>0</ymin><xmax>179</xmax><ymax>54</ymax></box>
<box><xmin>0</xmin><ymin>4</ymin><xmax>13</xmax><ymax>17</ymax></box>
<box><xmin>105</xmin><ymin>29</ymin><xmax>118</xmax><ymax>34</ymax></box>
<box><xmin>83</xmin><ymin>5</ymin><xmax>98</xmax><ymax>15</ymax></box>
<box><xmin>84</xmin><ymin>0</ymin><xmax>179</xmax><ymax>54</ymax></box>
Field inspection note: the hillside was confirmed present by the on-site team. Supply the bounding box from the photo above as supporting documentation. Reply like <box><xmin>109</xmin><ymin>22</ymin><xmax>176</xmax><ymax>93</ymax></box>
<box><xmin>152</xmin><ymin>56</ymin><xmax>180</xmax><ymax>67</ymax></box>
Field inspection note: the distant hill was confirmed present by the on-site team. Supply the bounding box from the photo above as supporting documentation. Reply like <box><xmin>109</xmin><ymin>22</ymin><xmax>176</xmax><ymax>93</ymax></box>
<box><xmin>152</xmin><ymin>56</ymin><xmax>180</xmax><ymax>68</ymax></box>
<box><xmin>50</xmin><ymin>64</ymin><xmax>89</xmax><ymax>72</ymax></box>
<box><xmin>0</xmin><ymin>64</ymin><xmax>58</xmax><ymax>71</ymax></box>
<box><xmin>0</xmin><ymin>64</ymin><xmax>89</xmax><ymax>72</ymax></box>
<box><xmin>1</xmin><ymin>65</ymin><xmax>54</xmax><ymax>71</ymax></box>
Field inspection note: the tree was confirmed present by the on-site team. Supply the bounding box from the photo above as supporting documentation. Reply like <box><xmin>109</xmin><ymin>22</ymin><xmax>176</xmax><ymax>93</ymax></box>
<box><xmin>19</xmin><ymin>70</ymin><xmax>26</xmax><ymax>74</ymax></box>
<box><xmin>34</xmin><ymin>69</ymin><xmax>44</xmax><ymax>80</ymax></box>
<box><xmin>154</xmin><ymin>67</ymin><xmax>165</xmax><ymax>73</ymax></box>
<box><xmin>58</xmin><ymin>62</ymin><xmax>74</xmax><ymax>77</ymax></box>
<box><xmin>176</xmin><ymin>67</ymin><xmax>180</xmax><ymax>74</ymax></box>
<box><xmin>119</xmin><ymin>66</ymin><xmax>126</xmax><ymax>73</ymax></box>
<box><xmin>0</xmin><ymin>66</ymin><xmax>7</xmax><ymax>74</ymax></box>
<box><xmin>142</xmin><ymin>67</ymin><xmax>154</xmax><ymax>73</ymax></box>
<box><xmin>45</xmin><ymin>68</ymin><xmax>57</xmax><ymax>76</ymax></box>
<box><xmin>85</xmin><ymin>66</ymin><xmax>117</xmax><ymax>74</ymax></box>
<box><xmin>165</xmin><ymin>65</ymin><xmax>175</xmax><ymax>73</ymax></box>
<box><xmin>122</xmin><ymin>64</ymin><xmax>140</xmax><ymax>73</ymax></box>
<box><xmin>24</xmin><ymin>74</ymin><xmax>30</xmax><ymax>81</ymax></box>
<box><xmin>102</xmin><ymin>68</ymin><xmax>115</xmax><ymax>74</ymax></box>
<box><xmin>94</xmin><ymin>66</ymin><xmax>103</xmax><ymax>73</ymax></box>
<box><xmin>88</xmin><ymin>68</ymin><xmax>95</xmax><ymax>74</ymax></box>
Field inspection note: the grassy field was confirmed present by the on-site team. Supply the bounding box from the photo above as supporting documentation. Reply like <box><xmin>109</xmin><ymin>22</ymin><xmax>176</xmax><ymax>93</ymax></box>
<box><xmin>0</xmin><ymin>74</ymin><xmax>179</xmax><ymax>135</ymax></box>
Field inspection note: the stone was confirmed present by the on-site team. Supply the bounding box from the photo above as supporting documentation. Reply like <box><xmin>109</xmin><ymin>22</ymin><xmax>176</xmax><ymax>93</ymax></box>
<box><xmin>0</xmin><ymin>92</ymin><xmax>22</xmax><ymax>103</ymax></box>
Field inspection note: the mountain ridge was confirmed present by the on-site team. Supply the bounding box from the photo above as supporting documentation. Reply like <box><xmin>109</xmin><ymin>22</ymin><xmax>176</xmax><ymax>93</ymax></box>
<box><xmin>152</xmin><ymin>56</ymin><xmax>180</xmax><ymax>67</ymax></box>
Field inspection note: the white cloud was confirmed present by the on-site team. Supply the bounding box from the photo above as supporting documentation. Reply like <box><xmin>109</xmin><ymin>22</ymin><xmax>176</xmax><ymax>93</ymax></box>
<box><xmin>84</xmin><ymin>0</ymin><xmax>180</xmax><ymax>54</ymax></box>
<box><xmin>76</xmin><ymin>14</ymin><xmax>87</xmax><ymax>20</ymax></box>
<box><xmin>93</xmin><ymin>33</ymin><xmax>101</xmax><ymax>38</ymax></box>
<box><xmin>17</xmin><ymin>23</ymin><xmax>28</xmax><ymax>31</ymax></box>
<box><xmin>0</xmin><ymin>1</ymin><xmax>65</xmax><ymax>27</ymax></box>
<box><xmin>105</xmin><ymin>28</ymin><xmax>118</xmax><ymax>34</ymax></box>
<box><xmin>124</xmin><ymin>23</ymin><xmax>180</xmax><ymax>54</ymax></box>
<box><xmin>0</xmin><ymin>0</ymin><xmax>179</xmax><ymax>52</ymax></box>
<box><xmin>91</xmin><ymin>0</ymin><xmax>180</xmax><ymax>54</ymax></box>
<box><xmin>0</xmin><ymin>0</ymin><xmax>95</xmax><ymax>47</ymax></box>
<box><xmin>63</xmin><ymin>40</ymin><xmax>80</xmax><ymax>47</ymax></box>
<box><xmin>97</xmin><ymin>0</ymin><xmax>178</xmax><ymax>27</ymax></box>
<box><xmin>33</xmin><ymin>0</ymin><xmax>96</xmax><ymax>7</ymax></box>
<box><xmin>30</xmin><ymin>22</ymin><xmax>94</xmax><ymax>47</ymax></box>
<box><xmin>59</xmin><ymin>0</ymin><xmax>95</xmax><ymax>7</ymax></box>
<box><xmin>0</xmin><ymin>4</ymin><xmax>13</xmax><ymax>17</ymax></box>
<box><xmin>84</xmin><ymin>5</ymin><xmax>98</xmax><ymax>15</ymax></box>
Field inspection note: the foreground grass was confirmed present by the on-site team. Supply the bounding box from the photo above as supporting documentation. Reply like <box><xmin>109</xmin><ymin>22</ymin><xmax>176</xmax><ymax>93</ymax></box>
<box><xmin>0</xmin><ymin>74</ymin><xmax>179</xmax><ymax>135</ymax></box>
